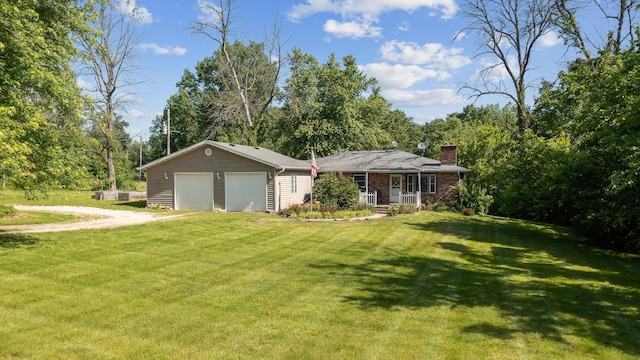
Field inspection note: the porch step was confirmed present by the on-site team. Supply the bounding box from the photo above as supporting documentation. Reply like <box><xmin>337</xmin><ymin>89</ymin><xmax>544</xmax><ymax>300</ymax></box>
<box><xmin>375</xmin><ymin>205</ymin><xmax>391</xmax><ymax>215</ymax></box>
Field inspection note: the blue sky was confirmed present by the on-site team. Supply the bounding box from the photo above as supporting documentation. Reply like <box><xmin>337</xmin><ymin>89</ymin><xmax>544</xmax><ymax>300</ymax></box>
<box><xmin>110</xmin><ymin>0</ymin><xmax>579</xmax><ymax>140</ymax></box>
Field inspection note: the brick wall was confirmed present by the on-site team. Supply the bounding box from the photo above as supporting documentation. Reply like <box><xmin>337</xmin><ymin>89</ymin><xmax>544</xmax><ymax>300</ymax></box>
<box><xmin>421</xmin><ymin>172</ymin><xmax>460</xmax><ymax>204</ymax></box>
<box><xmin>327</xmin><ymin>171</ymin><xmax>459</xmax><ymax>205</ymax></box>
<box><xmin>368</xmin><ymin>173</ymin><xmax>389</xmax><ymax>204</ymax></box>
<box><xmin>440</xmin><ymin>145</ymin><xmax>457</xmax><ymax>165</ymax></box>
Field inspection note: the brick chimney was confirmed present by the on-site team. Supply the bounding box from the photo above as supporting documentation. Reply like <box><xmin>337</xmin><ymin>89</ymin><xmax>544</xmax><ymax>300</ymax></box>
<box><xmin>440</xmin><ymin>144</ymin><xmax>457</xmax><ymax>165</ymax></box>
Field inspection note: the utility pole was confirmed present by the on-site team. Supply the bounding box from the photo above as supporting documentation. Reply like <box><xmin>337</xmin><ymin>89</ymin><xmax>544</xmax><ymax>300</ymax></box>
<box><xmin>166</xmin><ymin>107</ymin><xmax>171</xmax><ymax>155</ymax></box>
<box><xmin>139</xmin><ymin>134</ymin><xmax>143</xmax><ymax>179</ymax></box>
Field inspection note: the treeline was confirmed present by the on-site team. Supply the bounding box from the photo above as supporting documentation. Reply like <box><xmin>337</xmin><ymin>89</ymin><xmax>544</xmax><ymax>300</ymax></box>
<box><xmin>419</xmin><ymin>53</ymin><xmax>640</xmax><ymax>254</ymax></box>
<box><xmin>146</xmin><ymin>45</ymin><xmax>423</xmax><ymax>160</ymax></box>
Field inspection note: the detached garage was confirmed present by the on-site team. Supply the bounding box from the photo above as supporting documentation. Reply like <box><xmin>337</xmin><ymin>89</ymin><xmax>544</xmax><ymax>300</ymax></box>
<box><xmin>138</xmin><ymin>141</ymin><xmax>312</xmax><ymax>212</ymax></box>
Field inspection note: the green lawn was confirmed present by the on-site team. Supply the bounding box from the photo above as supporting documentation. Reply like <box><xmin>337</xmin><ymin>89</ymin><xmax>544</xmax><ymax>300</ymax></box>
<box><xmin>1</xmin><ymin>189</ymin><xmax>150</xmax><ymax>211</ymax></box>
<box><xmin>0</xmin><ymin>209</ymin><xmax>638</xmax><ymax>359</ymax></box>
<box><xmin>0</xmin><ymin>211</ymin><xmax>86</xmax><ymax>226</ymax></box>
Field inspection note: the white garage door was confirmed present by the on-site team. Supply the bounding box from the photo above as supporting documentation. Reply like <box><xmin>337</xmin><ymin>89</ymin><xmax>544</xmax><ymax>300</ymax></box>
<box><xmin>226</xmin><ymin>172</ymin><xmax>267</xmax><ymax>212</ymax></box>
<box><xmin>174</xmin><ymin>173</ymin><xmax>213</xmax><ymax>211</ymax></box>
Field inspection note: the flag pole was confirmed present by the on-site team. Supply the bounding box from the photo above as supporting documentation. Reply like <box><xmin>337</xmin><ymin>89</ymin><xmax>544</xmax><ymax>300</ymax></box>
<box><xmin>310</xmin><ymin>146</ymin><xmax>319</xmax><ymax>213</ymax></box>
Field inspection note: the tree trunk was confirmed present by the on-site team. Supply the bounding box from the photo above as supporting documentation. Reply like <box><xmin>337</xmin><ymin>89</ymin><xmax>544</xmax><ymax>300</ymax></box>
<box><xmin>107</xmin><ymin>145</ymin><xmax>117</xmax><ymax>191</ymax></box>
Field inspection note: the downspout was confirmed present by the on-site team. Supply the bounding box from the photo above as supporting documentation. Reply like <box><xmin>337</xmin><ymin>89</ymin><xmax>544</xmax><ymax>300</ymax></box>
<box><xmin>418</xmin><ymin>172</ymin><xmax>422</xmax><ymax>206</ymax></box>
<box><xmin>276</xmin><ymin>168</ymin><xmax>286</xmax><ymax>211</ymax></box>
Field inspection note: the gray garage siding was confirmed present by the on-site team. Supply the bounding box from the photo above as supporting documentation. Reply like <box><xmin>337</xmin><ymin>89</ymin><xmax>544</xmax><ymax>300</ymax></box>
<box><xmin>146</xmin><ymin>144</ymin><xmax>275</xmax><ymax>210</ymax></box>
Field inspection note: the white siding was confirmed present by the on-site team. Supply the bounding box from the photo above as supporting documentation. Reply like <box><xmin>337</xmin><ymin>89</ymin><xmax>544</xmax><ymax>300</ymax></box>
<box><xmin>276</xmin><ymin>170</ymin><xmax>312</xmax><ymax>210</ymax></box>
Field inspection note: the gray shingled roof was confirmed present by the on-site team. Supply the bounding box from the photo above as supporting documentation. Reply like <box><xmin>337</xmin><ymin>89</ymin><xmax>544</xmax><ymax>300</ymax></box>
<box><xmin>316</xmin><ymin>150</ymin><xmax>469</xmax><ymax>173</ymax></box>
<box><xmin>139</xmin><ymin>140</ymin><xmax>311</xmax><ymax>171</ymax></box>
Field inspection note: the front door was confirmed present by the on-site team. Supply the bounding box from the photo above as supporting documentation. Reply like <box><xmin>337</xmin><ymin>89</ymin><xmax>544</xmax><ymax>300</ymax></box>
<box><xmin>389</xmin><ymin>174</ymin><xmax>402</xmax><ymax>203</ymax></box>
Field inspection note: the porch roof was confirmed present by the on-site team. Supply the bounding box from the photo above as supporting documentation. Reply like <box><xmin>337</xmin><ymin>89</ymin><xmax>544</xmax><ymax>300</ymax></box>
<box><xmin>316</xmin><ymin>150</ymin><xmax>469</xmax><ymax>173</ymax></box>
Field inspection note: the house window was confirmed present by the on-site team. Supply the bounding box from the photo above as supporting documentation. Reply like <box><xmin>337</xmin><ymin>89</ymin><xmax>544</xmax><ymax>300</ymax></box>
<box><xmin>407</xmin><ymin>174</ymin><xmax>416</xmax><ymax>193</ymax></box>
<box><xmin>353</xmin><ymin>174</ymin><xmax>366</xmax><ymax>192</ymax></box>
<box><xmin>420</xmin><ymin>174</ymin><xmax>437</xmax><ymax>194</ymax></box>
<box><xmin>291</xmin><ymin>174</ymin><xmax>297</xmax><ymax>193</ymax></box>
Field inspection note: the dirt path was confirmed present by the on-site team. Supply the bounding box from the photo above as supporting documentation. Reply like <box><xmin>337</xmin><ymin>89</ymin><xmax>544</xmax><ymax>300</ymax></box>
<box><xmin>0</xmin><ymin>206</ymin><xmax>181</xmax><ymax>234</ymax></box>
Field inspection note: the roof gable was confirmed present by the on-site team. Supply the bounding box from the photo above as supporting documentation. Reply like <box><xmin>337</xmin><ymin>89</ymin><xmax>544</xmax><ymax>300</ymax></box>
<box><xmin>139</xmin><ymin>141</ymin><xmax>310</xmax><ymax>171</ymax></box>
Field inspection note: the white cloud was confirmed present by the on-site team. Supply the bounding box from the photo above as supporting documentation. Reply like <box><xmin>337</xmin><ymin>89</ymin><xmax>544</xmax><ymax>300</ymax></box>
<box><xmin>539</xmin><ymin>30</ymin><xmax>562</xmax><ymax>47</ymax></box>
<box><xmin>197</xmin><ymin>0</ymin><xmax>219</xmax><ymax>23</ymax></box>
<box><xmin>140</xmin><ymin>43</ymin><xmax>187</xmax><ymax>56</ymax></box>
<box><xmin>127</xmin><ymin>109</ymin><xmax>146</xmax><ymax>119</ymax></box>
<box><xmin>380</xmin><ymin>40</ymin><xmax>471</xmax><ymax>69</ymax></box>
<box><xmin>360</xmin><ymin>63</ymin><xmax>448</xmax><ymax>89</ymax></box>
<box><xmin>323</xmin><ymin>19</ymin><xmax>382</xmax><ymax>38</ymax></box>
<box><xmin>288</xmin><ymin>0</ymin><xmax>457</xmax><ymax>39</ymax></box>
<box><xmin>382</xmin><ymin>88</ymin><xmax>466</xmax><ymax>107</ymax></box>
<box><xmin>288</xmin><ymin>0</ymin><xmax>458</xmax><ymax>21</ymax></box>
<box><xmin>398</xmin><ymin>21</ymin><xmax>410</xmax><ymax>32</ymax></box>
<box><xmin>117</xmin><ymin>0</ymin><xmax>153</xmax><ymax>24</ymax></box>
<box><xmin>469</xmin><ymin>57</ymin><xmax>513</xmax><ymax>83</ymax></box>
<box><xmin>76</xmin><ymin>77</ymin><xmax>92</xmax><ymax>91</ymax></box>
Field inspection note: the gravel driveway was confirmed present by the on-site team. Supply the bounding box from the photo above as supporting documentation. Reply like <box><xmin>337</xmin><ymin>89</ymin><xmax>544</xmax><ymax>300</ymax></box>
<box><xmin>0</xmin><ymin>206</ymin><xmax>179</xmax><ymax>234</ymax></box>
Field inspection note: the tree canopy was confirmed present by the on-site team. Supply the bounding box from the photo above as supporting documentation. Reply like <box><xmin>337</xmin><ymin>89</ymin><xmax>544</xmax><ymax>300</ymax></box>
<box><xmin>0</xmin><ymin>0</ymin><xmax>93</xmax><ymax>192</ymax></box>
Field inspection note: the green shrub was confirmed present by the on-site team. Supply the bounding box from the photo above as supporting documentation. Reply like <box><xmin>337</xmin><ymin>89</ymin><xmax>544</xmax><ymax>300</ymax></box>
<box><xmin>0</xmin><ymin>204</ymin><xmax>17</xmax><ymax>218</ymax></box>
<box><xmin>278</xmin><ymin>203</ymin><xmax>310</xmax><ymax>217</ymax></box>
<box><xmin>389</xmin><ymin>204</ymin><xmax>418</xmax><ymax>216</ymax></box>
<box><xmin>450</xmin><ymin>183</ymin><xmax>493</xmax><ymax>215</ymax></box>
<box><xmin>313</xmin><ymin>173</ymin><xmax>360</xmax><ymax>210</ymax></box>
<box><xmin>279</xmin><ymin>197</ymin><xmax>375</xmax><ymax>220</ymax></box>
<box><xmin>349</xmin><ymin>203</ymin><xmax>376</xmax><ymax>212</ymax></box>
<box><xmin>423</xmin><ymin>201</ymin><xmax>450</xmax><ymax>212</ymax></box>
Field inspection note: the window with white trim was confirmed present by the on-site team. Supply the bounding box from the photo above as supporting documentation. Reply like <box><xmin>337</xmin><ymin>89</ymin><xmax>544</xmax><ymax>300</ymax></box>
<box><xmin>291</xmin><ymin>174</ymin><xmax>297</xmax><ymax>193</ymax></box>
<box><xmin>420</xmin><ymin>174</ymin><xmax>437</xmax><ymax>194</ymax></box>
<box><xmin>407</xmin><ymin>174</ymin><xmax>416</xmax><ymax>193</ymax></box>
<box><xmin>353</xmin><ymin>174</ymin><xmax>366</xmax><ymax>192</ymax></box>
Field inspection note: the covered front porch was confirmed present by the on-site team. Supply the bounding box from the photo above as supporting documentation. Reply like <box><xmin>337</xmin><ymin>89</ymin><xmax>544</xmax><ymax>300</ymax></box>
<box><xmin>353</xmin><ymin>172</ymin><xmax>461</xmax><ymax>208</ymax></box>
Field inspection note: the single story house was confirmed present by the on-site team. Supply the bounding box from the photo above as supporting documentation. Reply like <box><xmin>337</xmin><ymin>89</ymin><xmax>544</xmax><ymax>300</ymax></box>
<box><xmin>138</xmin><ymin>141</ymin><xmax>312</xmax><ymax>212</ymax></box>
<box><xmin>316</xmin><ymin>145</ymin><xmax>469</xmax><ymax>206</ymax></box>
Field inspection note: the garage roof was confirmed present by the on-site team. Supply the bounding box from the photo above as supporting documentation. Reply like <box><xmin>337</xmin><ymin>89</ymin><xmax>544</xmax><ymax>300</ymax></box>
<box><xmin>138</xmin><ymin>140</ymin><xmax>312</xmax><ymax>171</ymax></box>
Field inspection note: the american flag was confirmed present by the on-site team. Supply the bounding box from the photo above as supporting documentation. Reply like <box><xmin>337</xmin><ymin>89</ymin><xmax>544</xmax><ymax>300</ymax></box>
<box><xmin>311</xmin><ymin>149</ymin><xmax>318</xmax><ymax>178</ymax></box>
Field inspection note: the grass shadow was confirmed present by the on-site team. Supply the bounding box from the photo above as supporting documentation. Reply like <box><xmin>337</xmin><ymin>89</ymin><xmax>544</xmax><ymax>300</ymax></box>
<box><xmin>462</xmin><ymin>322</ymin><xmax>517</xmax><ymax>339</ymax></box>
<box><xmin>0</xmin><ymin>233</ymin><xmax>38</xmax><ymax>248</ymax></box>
<box><xmin>311</xmin><ymin>215</ymin><xmax>640</xmax><ymax>355</ymax></box>
<box><xmin>113</xmin><ymin>200</ymin><xmax>147</xmax><ymax>209</ymax></box>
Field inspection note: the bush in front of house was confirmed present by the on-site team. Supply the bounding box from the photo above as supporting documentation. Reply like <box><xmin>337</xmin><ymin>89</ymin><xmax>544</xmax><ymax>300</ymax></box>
<box><xmin>389</xmin><ymin>204</ymin><xmax>418</xmax><ymax>216</ymax></box>
<box><xmin>278</xmin><ymin>202</ymin><xmax>375</xmax><ymax>220</ymax></box>
<box><xmin>312</xmin><ymin>172</ymin><xmax>360</xmax><ymax>210</ymax></box>
<box><xmin>450</xmin><ymin>182</ymin><xmax>493</xmax><ymax>215</ymax></box>
<box><xmin>0</xmin><ymin>204</ymin><xmax>17</xmax><ymax>218</ymax></box>
<box><xmin>422</xmin><ymin>201</ymin><xmax>450</xmax><ymax>212</ymax></box>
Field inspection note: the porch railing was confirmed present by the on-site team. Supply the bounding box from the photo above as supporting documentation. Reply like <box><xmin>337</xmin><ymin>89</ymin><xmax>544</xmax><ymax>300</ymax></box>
<box><xmin>359</xmin><ymin>191</ymin><xmax>377</xmax><ymax>206</ymax></box>
<box><xmin>399</xmin><ymin>191</ymin><xmax>421</xmax><ymax>208</ymax></box>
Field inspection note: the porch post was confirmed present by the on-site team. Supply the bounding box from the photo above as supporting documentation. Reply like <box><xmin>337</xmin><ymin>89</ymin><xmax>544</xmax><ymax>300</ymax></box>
<box><xmin>365</xmin><ymin>172</ymin><xmax>369</xmax><ymax>193</ymax></box>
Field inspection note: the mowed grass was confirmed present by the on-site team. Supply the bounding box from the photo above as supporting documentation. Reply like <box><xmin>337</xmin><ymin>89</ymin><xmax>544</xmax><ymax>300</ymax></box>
<box><xmin>1</xmin><ymin>211</ymin><xmax>639</xmax><ymax>359</ymax></box>
<box><xmin>1</xmin><ymin>189</ymin><xmax>149</xmax><ymax>211</ymax></box>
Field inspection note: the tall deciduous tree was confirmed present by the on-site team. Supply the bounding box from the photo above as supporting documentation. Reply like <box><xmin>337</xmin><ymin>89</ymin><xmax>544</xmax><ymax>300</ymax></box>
<box><xmin>458</xmin><ymin>0</ymin><xmax>557</xmax><ymax>130</ymax></box>
<box><xmin>421</xmin><ymin>104</ymin><xmax>517</xmax><ymax>190</ymax></box>
<box><xmin>78</xmin><ymin>0</ymin><xmax>143</xmax><ymax>191</ymax></box>
<box><xmin>554</xmin><ymin>0</ymin><xmax>638</xmax><ymax>60</ymax></box>
<box><xmin>534</xmin><ymin>49</ymin><xmax>640</xmax><ymax>252</ymax></box>
<box><xmin>274</xmin><ymin>50</ymin><xmax>393</xmax><ymax>158</ymax></box>
<box><xmin>0</xmin><ymin>0</ymin><xmax>92</xmax><ymax>192</ymax></box>
<box><xmin>147</xmin><ymin>41</ymin><xmax>280</xmax><ymax>159</ymax></box>
<box><xmin>192</xmin><ymin>0</ymin><xmax>283</xmax><ymax>144</ymax></box>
